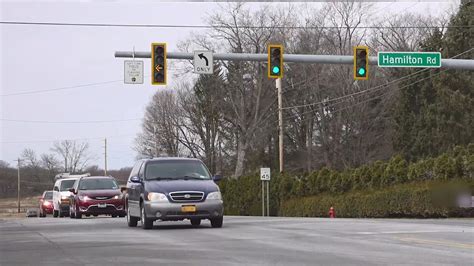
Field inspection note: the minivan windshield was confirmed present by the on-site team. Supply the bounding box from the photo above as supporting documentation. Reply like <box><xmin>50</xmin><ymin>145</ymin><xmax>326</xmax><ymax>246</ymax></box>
<box><xmin>79</xmin><ymin>179</ymin><xmax>119</xmax><ymax>190</ymax></box>
<box><xmin>145</xmin><ymin>160</ymin><xmax>211</xmax><ymax>180</ymax></box>
<box><xmin>60</xmin><ymin>180</ymin><xmax>76</xmax><ymax>191</ymax></box>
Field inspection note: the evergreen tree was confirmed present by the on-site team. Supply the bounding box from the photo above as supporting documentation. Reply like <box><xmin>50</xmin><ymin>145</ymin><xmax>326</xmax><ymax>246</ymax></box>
<box><xmin>393</xmin><ymin>2</ymin><xmax>473</xmax><ymax>160</ymax></box>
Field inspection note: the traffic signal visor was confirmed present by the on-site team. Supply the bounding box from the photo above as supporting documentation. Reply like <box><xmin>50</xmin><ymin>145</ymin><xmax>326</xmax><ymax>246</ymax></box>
<box><xmin>268</xmin><ymin>44</ymin><xmax>283</xmax><ymax>78</ymax></box>
<box><xmin>354</xmin><ymin>46</ymin><xmax>368</xmax><ymax>80</ymax></box>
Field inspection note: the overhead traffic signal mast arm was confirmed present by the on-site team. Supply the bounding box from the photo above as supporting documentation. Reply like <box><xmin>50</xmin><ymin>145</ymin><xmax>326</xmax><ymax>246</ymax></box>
<box><xmin>115</xmin><ymin>51</ymin><xmax>474</xmax><ymax>70</ymax></box>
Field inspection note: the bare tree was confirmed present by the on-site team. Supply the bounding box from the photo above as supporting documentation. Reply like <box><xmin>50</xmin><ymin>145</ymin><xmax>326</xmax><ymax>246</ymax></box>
<box><xmin>178</xmin><ymin>65</ymin><xmax>225</xmax><ymax>173</ymax></box>
<box><xmin>21</xmin><ymin>148</ymin><xmax>42</xmax><ymax>182</ymax></box>
<box><xmin>135</xmin><ymin>90</ymin><xmax>183</xmax><ymax>158</ymax></box>
<box><xmin>51</xmin><ymin>140</ymin><xmax>91</xmax><ymax>173</ymax></box>
<box><xmin>21</xmin><ymin>148</ymin><xmax>40</xmax><ymax>169</ymax></box>
<box><xmin>40</xmin><ymin>153</ymin><xmax>60</xmax><ymax>181</ymax></box>
<box><xmin>69</xmin><ymin>142</ymin><xmax>90</xmax><ymax>173</ymax></box>
<box><xmin>281</xmin><ymin>2</ymin><xmax>395</xmax><ymax>171</ymax></box>
<box><xmin>204</xmin><ymin>3</ymin><xmax>296</xmax><ymax>177</ymax></box>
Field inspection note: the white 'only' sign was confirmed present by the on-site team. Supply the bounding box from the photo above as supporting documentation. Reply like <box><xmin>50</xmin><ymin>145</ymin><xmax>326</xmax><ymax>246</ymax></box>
<box><xmin>193</xmin><ymin>51</ymin><xmax>214</xmax><ymax>74</ymax></box>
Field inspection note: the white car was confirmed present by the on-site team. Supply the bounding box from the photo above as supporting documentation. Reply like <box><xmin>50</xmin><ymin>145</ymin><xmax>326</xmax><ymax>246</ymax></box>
<box><xmin>52</xmin><ymin>178</ymin><xmax>79</xmax><ymax>217</ymax></box>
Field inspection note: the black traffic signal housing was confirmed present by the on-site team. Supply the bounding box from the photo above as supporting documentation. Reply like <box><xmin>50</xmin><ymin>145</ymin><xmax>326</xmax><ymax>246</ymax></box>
<box><xmin>152</xmin><ymin>43</ymin><xmax>167</xmax><ymax>85</ymax></box>
<box><xmin>354</xmin><ymin>46</ymin><xmax>368</xmax><ymax>80</ymax></box>
<box><xmin>268</xmin><ymin>44</ymin><xmax>283</xmax><ymax>78</ymax></box>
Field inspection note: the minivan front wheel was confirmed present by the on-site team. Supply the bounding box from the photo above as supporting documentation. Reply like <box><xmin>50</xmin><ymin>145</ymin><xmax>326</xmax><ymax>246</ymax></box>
<box><xmin>140</xmin><ymin>203</ymin><xmax>153</xmax><ymax>230</ymax></box>
<box><xmin>127</xmin><ymin>202</ymin><xmax>138</xmax><ymax>227</ymax></box>
<box><xmin>210</xmin><ymin>216</ymin><xmax>223</xmax><ymax>228</ymax></box>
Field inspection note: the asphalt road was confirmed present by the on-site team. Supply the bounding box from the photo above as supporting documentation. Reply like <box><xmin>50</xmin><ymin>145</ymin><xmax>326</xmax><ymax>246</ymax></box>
<box><xmin>0</xmin><ymin>216</ymin><xmax>473</xmax><ymax>265</ymax></box>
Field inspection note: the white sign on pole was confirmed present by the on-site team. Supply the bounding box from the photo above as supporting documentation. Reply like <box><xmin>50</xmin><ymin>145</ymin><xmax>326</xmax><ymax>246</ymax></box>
<box><xmin>260</xmin><ymin>168</ymin><xmax>271</xmax><ymax>181</ymax></box>
<box><xmin>124</xmin><ymin>60</ymin><xmax>144</xmax><ymax>84</ymax></box>
<box><xmin>193</xmin><ymin>51</ymin><xmax>213</xmax><ymax>74</ymax></box>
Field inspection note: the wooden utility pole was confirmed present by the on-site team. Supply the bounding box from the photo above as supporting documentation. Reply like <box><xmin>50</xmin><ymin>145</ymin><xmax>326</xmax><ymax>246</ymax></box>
<box><xmin>104</xmin><ymin>138</ymin><xmax>108</xmax><ymax>176</ymax></box>
<box><xmin>17</xmin><ymin>158</ymin><xmax>21</xmax><ymax>213</ymax></box>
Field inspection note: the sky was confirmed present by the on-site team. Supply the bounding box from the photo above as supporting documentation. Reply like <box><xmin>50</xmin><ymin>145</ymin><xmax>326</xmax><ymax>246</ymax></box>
<box><xmin>0</xmin><ymin>0</ymin><xmax>458</xmax><ymax>170</ymax></box>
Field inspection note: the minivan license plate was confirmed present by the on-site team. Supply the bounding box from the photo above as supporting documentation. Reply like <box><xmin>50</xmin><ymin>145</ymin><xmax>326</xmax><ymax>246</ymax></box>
<box><xmin>98</xmin><ymin>203</ymin><xmax>107</xmax><ymax>208</ymax></box>
<box><xmin>181</xmin><ymin>205</ymin><xmax>196</xmax><ymax>213</ymax></box>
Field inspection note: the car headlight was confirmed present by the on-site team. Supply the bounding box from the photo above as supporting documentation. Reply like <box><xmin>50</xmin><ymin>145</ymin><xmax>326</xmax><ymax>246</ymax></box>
<box><xmin>78</xmin><ymin>195</ymin><xmax>91</xmax><ymax>201</ymax></box>
<box><xmin>147</xmin><ymin>192</ymin><xmax>168</xmax><ymax>202</ymax></box>
<box><xmin>207</xmin><ymin>191</ymin><xmax>222</xmax><ymax>200</ymax></box>
<box><xmin>113</xmin><ymin>194</ymin><xmax>123</xmax><ymax>200</ymax></box>
<box><xmin>61</xmin><ymin>196</ymin><xmax>68</xmax><ymax>200</ymax></box>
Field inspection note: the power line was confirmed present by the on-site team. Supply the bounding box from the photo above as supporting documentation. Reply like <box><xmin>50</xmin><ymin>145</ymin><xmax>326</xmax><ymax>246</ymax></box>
<box><xmin>280</xmin><ymin>67</ymin><xmax>448</xmax><ymax>123</ymax></box>
<box><xmin>0</xmin><ymin>72</ymin><xmax>182</xmax><ymax>97</ymax></box>
<box><xmin>0</xmin><ymin>118</ymin><xmax>141</xmax><ymax>124</ymax></box>
<box><xmin>281</xmin><ymin>47</ymin><xmax>474</xmax><ymax>111</ymax></box>
<box><xmin>0</xmin><ymin>134</ymin><xmax>136</xmax><ymax>144</ymax></box>
<box><xmin>0</xmin><ymin>21</ymin><xmax>471</xmax><ymax>29</ymax></box>
<box><xmin>0</xmin><ymin>79</ymin><xmax>123</xmax><ymax>97</ymax></box>
<box><xmin>271</xmin><ymin>45</ymin><xmax>473</xmax><ymax>126</ymax></box>
<box><xmin>281</xmin><ymin>68</ymin><xmax>426</xmax><ymax>111</ymax></box>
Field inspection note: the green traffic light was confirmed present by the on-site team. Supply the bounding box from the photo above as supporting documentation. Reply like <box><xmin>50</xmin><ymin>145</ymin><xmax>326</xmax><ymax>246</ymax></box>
<box><xmin>358</xmin><ymin>68</ymin><xmax>366</xmax><ymax>76</ymax></box>
<box><xmin>272</xmin><ymin>66</ymin><xmax>280</xmax><ymax>74</ymax></box>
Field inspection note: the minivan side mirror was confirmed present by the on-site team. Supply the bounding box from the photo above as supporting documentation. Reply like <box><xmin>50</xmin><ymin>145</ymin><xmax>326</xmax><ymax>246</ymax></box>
<box><xmin>213</xmin><ymin>175</ymin><xmax>223</xmax><ymax>182</ymax></box>
<box><xmin>68</xmin><ymin>188</ymin><xmax>76</xmax><ymax>194</ymax></box>
<box><xmin>130</xmin><ymin>176</ymin><xmax>141</xmax><ymax>183</ymax></box>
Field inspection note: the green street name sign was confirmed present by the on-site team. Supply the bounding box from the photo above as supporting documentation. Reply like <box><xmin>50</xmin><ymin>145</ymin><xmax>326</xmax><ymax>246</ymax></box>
<box><xmin>378</xmin><ymin>52</ymin><xmax>441</xmax><ymax>68</ymax></box>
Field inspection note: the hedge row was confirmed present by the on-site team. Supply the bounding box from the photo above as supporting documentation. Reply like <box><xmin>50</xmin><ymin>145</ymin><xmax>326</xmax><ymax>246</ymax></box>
<box><xmin>218</xmin><ymin>145</ymin><xmax>474</xmax><ymax>217</ymax></box>
<box><xmin>280</xmin><ymin>181</ymin><xmax>474</xmax><ymax>218</ymax></box>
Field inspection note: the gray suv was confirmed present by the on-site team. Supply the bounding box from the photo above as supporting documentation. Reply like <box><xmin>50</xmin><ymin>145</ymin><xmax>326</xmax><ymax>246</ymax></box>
<box><xmin>125</xmin><ymin>157</ymin><xmax>224</xmax><ymax>229</ymax></box>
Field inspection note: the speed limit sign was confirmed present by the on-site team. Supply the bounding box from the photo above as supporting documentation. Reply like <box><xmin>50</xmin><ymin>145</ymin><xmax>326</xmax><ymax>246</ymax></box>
<box><xmin>260</xmin><ymin>168</ymin><xmax>271</xmax><ymax>181</ymax></box>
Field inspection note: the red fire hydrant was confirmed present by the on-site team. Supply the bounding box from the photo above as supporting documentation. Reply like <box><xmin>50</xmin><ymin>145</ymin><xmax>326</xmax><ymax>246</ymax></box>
<box><xmin>329</xmin><ymin>206</ymin><xmax>336</xmax><ymax>218</ymax></box>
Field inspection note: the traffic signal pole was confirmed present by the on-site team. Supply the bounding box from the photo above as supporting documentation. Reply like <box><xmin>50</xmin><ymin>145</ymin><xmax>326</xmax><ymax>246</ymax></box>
<box><xmin>276</xmin><ymin>78</ymin><xmax>283</xmax><ymax>174</ymax></box>
<box><xmin>115</xmin><ymin>51</ymin><xmax>474</xmax><ymax>70</ymax></box>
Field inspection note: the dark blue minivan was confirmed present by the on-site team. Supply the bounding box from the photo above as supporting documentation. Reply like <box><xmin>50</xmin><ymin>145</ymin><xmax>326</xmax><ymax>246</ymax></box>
<box><xmin>125</xmin><ymin>157</ymin><xmax>224</xmax><ymax>229</ymax></box>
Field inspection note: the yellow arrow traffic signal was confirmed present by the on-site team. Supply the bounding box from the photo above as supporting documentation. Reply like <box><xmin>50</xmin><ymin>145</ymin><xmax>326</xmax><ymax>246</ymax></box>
<box><xmin>152</xmin><ymin>43</ymin><xmax>167</xmax><ymax>85</ymax></box>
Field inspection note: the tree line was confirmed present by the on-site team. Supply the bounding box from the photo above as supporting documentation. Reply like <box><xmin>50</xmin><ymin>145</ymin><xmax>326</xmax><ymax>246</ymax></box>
<box><xmin>135</xmin><ymin>2</ymin><xmax>473</xmax><ymax>177</ymax></box>
<box><xmin>0</xmin><ymin>141</ymin><xmax>131</xmax><ymax>198</ymax></box>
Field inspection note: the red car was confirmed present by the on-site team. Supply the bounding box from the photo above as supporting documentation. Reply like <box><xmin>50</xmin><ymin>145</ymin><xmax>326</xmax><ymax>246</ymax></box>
<box><xmin>39</xmin><ymin>191</ymin><xmax>54</xmax><ymax>217</ymax></box>
<box><xmin>68</xmin><ymin>176</ymin><xmax>125</xmax><ymax>219</ymax></box>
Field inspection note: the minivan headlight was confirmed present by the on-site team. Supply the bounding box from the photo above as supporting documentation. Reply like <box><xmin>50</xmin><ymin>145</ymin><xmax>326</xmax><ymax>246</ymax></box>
<box><xmin>78</xmin><ymin>195</ymin><xmax>91</xmax><ymax>201</ymax></box>
<box><xmin>207</xmin><ymin>191</ymin><xmax>222</xmax><ymax>201</ymax></box>
<box><xmin>147</xmin><ymin>193</ymin><xmax>168</xmax><ymax>202</ymax></box>
<box><xmin>113</xmin><ymin>194</ymin><xmax>123</xmax><ymax>200</ymax></box>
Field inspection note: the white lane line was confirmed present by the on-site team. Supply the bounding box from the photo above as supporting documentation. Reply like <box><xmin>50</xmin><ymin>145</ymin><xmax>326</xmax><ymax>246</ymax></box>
<box><xmin>355</xmin><ymin>229</ymin><xmax>472</xmax><ymax>235</ymax></box>
<box><xmin>394</xmin><ymin>236</ymin><xmax>474</xmax><ymax>250</ymax></box>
